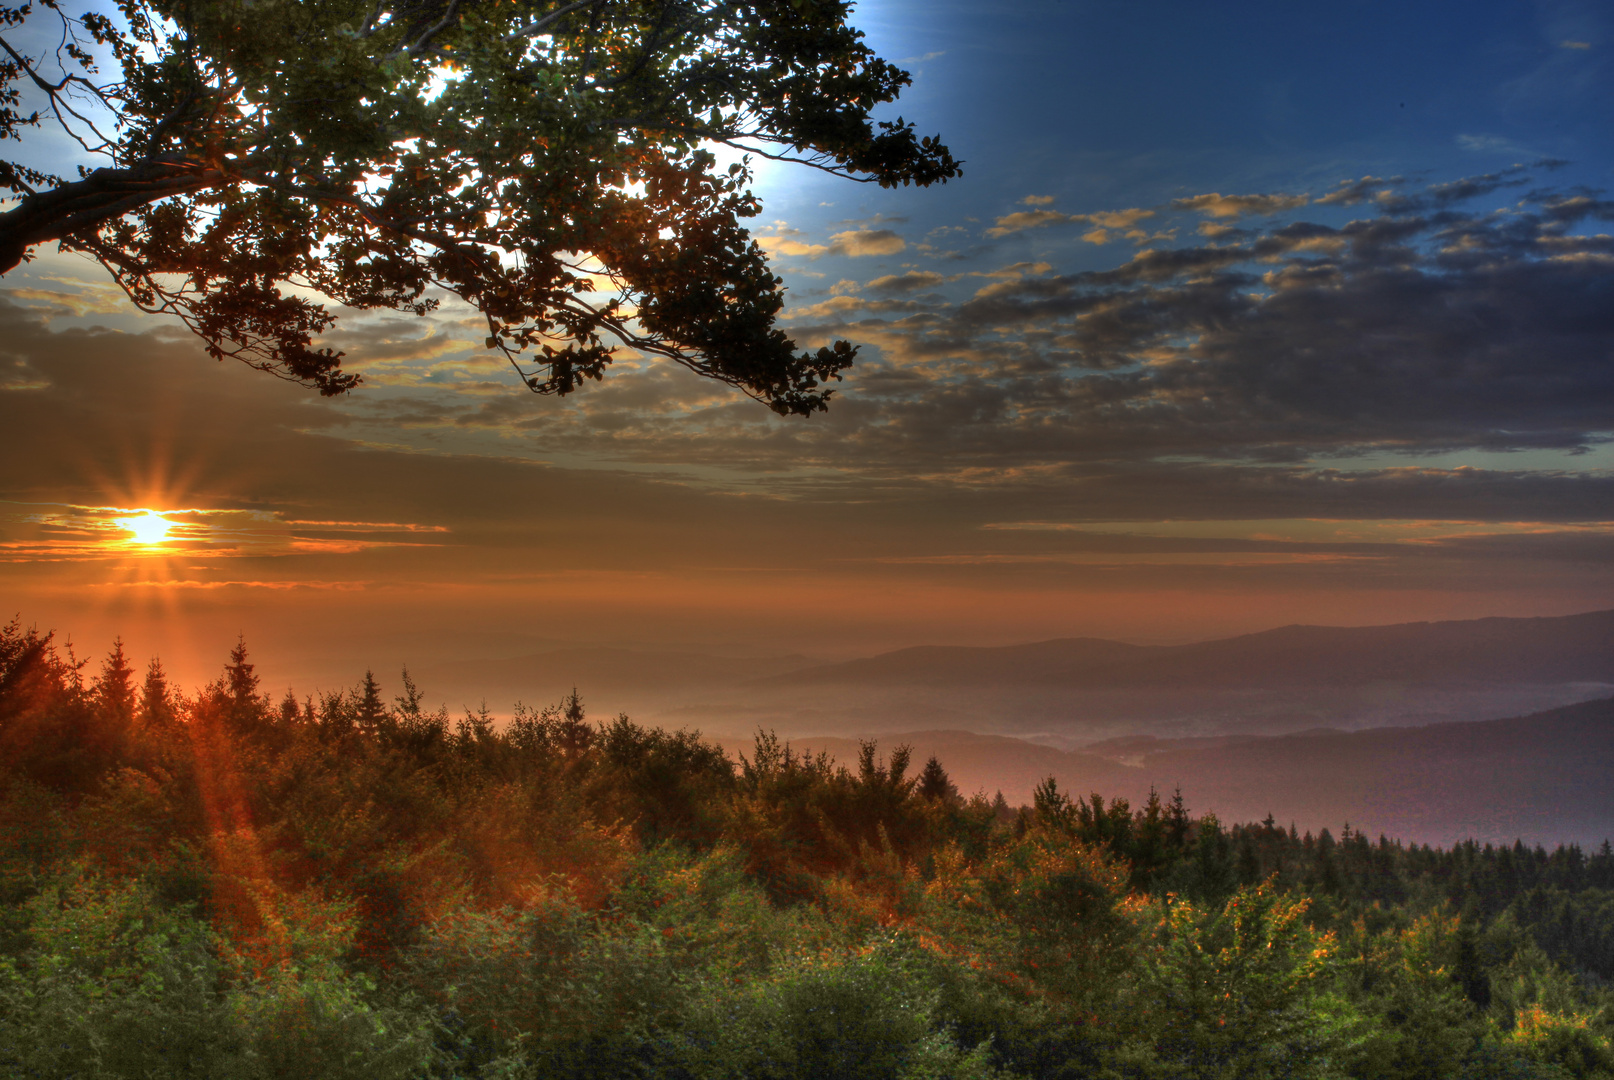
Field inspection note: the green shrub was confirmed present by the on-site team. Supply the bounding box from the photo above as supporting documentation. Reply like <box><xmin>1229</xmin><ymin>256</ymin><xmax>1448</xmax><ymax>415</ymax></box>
<box><xmin>401</xmin><ymin>884</ymin><xmax>679</xmax><ymax>1078</ymax></box>
<box><xmin>676</xmin><ymin>930</ymin><xmax>1014</xmax><ymax>1080</ymax></box>
<box><xmin>227</xmin><ymin>964</ymin><xmax>431</xmax><ymax>1080</ymax></box>
<box><xmin>0</xmin><ymin>868</ymin><xmax>232</xmax><ymax>1077</ymax></box>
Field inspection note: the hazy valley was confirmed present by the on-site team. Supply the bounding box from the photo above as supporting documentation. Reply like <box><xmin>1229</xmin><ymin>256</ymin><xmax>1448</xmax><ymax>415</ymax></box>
<box><xmin>390</xmin><ymin>609</ymin><xmax>1614</xmax><ymax>848</ymax></box>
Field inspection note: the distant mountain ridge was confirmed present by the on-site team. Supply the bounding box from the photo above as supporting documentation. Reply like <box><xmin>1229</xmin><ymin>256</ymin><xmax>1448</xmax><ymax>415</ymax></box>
<box><xmin>413</xmin><ymin>647</ymin><xmax>814</xmax><ymax>710</ymax></box>
<box><xmin>745</xmin><ymin>695</ymin><xmax>1614</xmax><ymax>848</ymax></box>
<box><xmin>761</xmin><ymin>609</ymin><xmax>1614</xmax><ymax>690</ymax></box>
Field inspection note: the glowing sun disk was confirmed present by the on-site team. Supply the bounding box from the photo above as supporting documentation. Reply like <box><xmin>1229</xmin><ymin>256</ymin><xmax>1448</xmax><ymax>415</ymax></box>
<box><xmin>119</xmin><ymin>510</ymin><xmax>173</xmax><ymax>545</ymax></box>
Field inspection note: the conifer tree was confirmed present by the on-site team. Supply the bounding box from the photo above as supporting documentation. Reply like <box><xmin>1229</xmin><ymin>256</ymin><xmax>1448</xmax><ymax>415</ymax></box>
<box><xmin>917</xmin><ymin>755</ymin><xmax>958</xmax><ymax>803</ymax></box>
<box><xmin>138</xmin><ymin>656</ymin><xmax>174</xmax><ymax>727</ymax></box>
<box><xmin>94</xmin><ymin>637</ymin><xmax>136</xmax><ymax>724</ymax></box>
<box><xmin>355</xmin><ymin>669</ymin><xmax>389</xmax><ymax>735</ymax></box>
<box><xmin>219</xmin><ymin>635</ymin><xmax>266</xmax><ymax>735</ymax></box>
<box><xmin>556</xmin><ymin>688</ymin><xmax>592</xmax><ymax>757</ymax></box>
<box><xmin>223</xmin><ymin>636</ymin><xmax>258</xmax><ymax>707</ymax></box>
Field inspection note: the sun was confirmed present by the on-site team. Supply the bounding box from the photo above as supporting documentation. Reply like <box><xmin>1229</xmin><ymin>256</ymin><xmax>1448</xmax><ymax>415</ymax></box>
<box><xmin>118</xmin><ymin>510</ymin><xmax>174</xmax><ymax>546</ymax></box>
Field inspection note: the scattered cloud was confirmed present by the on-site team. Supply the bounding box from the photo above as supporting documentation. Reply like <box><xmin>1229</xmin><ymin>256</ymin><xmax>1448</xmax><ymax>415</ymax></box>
<box><xmin>829</xmin><ymin>213</ymin><xmax>909</xmax><ymax>229</ymax></box>
<box><xmin>3</xmin><ymin>171</ymin><xmax>1611</xmax><ymax>608</ymax></box>
<box><xmin>5</xmin><ymin>283</ymin><xmax>132</xmax><ymax>319</ymax></box>
<box><xmin>980</xmin><ymin>262</ymin><xmax>1054</xmax><ymax>279</ymax></box>
<box><xmin>756</xmin><ymin>227</ymin><xmax>907</xmax><ymax>260</ymax></box>
<box><xmin>1456</xmin><ymin>133</ymin><xmax>1533</xmax><ymax>155</ymax></box>
<box><xmin>0</xmin><ymin>354</ymin><xmax>47</xmax><ymax>390</ymax></box>
<box><xmin>867</xmin><ymin>271</ymin><xmax>947</xmax><ymax>293</ymax></box>
<box><xmin>766</xmin><ymin>171</ymin><xmax>1614</xmax><ymax>493</ymax></box>
<box><xmin>1315</xmin><ymin>177</ymin><xmax>1393</xmax><ymax>206</ymax></box>
<box><xmin>1171</xmin><ymin>192</ymin><xmax>1311</xmax><ymax>218</ymax></box>
<box><xmin>987</xmin><ymin>205</ymin><xmax>1156</xmax><ymax>239</ymax></box>
<box><xmin>1088</xmin><ymin>209</ymin><xmax>1155</xmax><ymax>229</ymax></box>
<box><xmin>829</xmin><ymin>229</ymin><xmax>907</xmax><ymax>257</ymax></box>
<box><xmin>758</xmin><ymin>234</ymin><xmax>831</xmax><ymax>258</ymax></box>
<box><xmin>985</xmin><ymin>209</ymin><xmax>1080</xmax><ymax>238</ymax></box>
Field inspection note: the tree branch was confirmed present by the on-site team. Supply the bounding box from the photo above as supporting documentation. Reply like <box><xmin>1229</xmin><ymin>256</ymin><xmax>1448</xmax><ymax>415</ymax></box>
<box><xmin>0</xmin><ymin>32</ymin><xmax>122</xmax><ymax>156</ymax></box>
<box><xmin>504</xmin><ymin>0</ymin><xmax>611</xmax><ymax>43</ymax></box>
<box><xmin>0</xmin><ymin>158</ymin><xmax>226</xmax><ymax>273</ymax></box>
<box><xmin>387</xmin><ymin>0</ymin><xmax>460</xmax><ymax>60</ymax></box>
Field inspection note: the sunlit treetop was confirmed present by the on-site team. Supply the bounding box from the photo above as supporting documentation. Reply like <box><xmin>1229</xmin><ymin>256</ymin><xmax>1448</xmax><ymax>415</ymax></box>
<box><xmin>0</xmin><ymin>0</ymin><xmax>960</xmax><ymax>413</ymax></box>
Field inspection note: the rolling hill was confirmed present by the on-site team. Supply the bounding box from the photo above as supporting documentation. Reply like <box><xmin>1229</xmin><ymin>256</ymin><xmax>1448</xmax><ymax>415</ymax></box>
<box><xmin>761</xmin><ymin>609</ymin><xmax>1614</xmax><ymax>691</ymax></box>
<box><xmin>748</xmin><ymin>696</ymin><xmax>1614</xmax><ymax>849</ymax></box>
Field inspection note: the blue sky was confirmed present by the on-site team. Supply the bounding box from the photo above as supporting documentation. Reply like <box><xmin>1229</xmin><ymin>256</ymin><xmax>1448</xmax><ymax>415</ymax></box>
<box><xmin>769</xmin><ymin>0</ymin><xmax>1613</xmax><ymax>222</ymax></box>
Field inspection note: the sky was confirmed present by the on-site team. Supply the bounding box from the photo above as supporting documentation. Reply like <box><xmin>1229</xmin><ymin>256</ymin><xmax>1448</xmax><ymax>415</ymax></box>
<box><xmin>2</xmin><ymin>0</ymin><xmax>1613</xmax><ymax>695</ymax></box>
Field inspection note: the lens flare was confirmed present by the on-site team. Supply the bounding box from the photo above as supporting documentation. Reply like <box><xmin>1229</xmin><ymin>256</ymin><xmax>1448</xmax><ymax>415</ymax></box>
<box><xmin>119</xmin><ymin>510</ymin><xmax>173</xmax><ymax>546</ymax></box>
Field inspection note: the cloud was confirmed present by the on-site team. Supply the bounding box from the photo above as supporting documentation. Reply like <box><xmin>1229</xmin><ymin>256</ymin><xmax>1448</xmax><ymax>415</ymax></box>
<box><xmin>828</xmin><ymin>229</ymin><xmax>907</xmax><ymax>257</ymax></box>
<box><xmin>980</xmin><ymin>262</ymin><xmax>1054</xmax><ymax>279</ymax></box>
<box><xmin>5</xmin><ymin>282</ymin><xmax>132</xmax><ymax>319</ymax></box>
<box><xmin>1021</xmin><ymin>195</ymin><xmax>1057</xmax><ymax>206</ymax></box>
<box><xmin>1088</xmin><ymin>209</ymin><xmax>1155</xmax><ymax>229</ymax></box>
<box><xmin>757</xmin><ymin>227</ymin><xmax>907</xmax><ymax>259</ymax></box>
<box><xmin>762</xmin><ymin>171</ymin><xmax>1614</xmax><ymax>496</ymax></box>
<box><xmin>867</xmin><ymin>271</ymin><xmax>946</xmax><ymax>293</ymax></box>
<box><xmin>0</xmin><ymin>353</ymin><xmax>47</xmax><ymax>390</ymax></box>
<box><xmin>781</xmin><ymin>294</ymin><xmax>931</xmax><ymax>320</ymax></box>
<box><xmin>1171</xmin><ymin>192</ymin><xmax>1311</xmax><ymax>218</ymax></box>
<box><xmin>985</xmin><ymin>210</ymin><xmax>1080</xmax><ymax>238</ymax></box>
<box><xmin>1315</xmin><ymin>176</ymin><xmax>1398</xmax><ymax>207</ymax></box>
<box><xmin>986</xmin><ymin>206</ymin><xmax>1155</xmax><ymax>239</ymax></box>
<box><xmin>758</xmin><ymin>234</ymin><xmax>831</xmax><ymax>258</ymax></box>
<box><xmin>1456</xmin><ymin>133</ymin><xmax>1534</xmax><ymax>155</ymax></box>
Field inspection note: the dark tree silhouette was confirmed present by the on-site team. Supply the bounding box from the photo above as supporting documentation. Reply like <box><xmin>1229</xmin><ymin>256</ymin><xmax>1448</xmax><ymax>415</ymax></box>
<box><xmin>0</xmin><ymin>0</ymin><xmax>958</xmax><ymax>411</ymax></box>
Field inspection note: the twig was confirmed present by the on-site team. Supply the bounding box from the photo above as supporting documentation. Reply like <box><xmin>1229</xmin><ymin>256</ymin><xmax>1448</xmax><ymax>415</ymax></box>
<box><xmin>504</xmin><ymin>0</ymin><xmax>609</xmax><ymax>43</ymax></box>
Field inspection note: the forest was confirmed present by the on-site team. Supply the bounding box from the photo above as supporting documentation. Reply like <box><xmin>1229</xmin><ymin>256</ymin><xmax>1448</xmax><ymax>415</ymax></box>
<box><xmin>2</xmin><ymin>619</ymin><xmax>1612</xmax><ymax>1079</ymax></box>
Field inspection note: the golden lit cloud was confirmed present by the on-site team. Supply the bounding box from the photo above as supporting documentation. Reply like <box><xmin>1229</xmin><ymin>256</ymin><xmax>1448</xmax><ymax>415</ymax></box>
<box><xmin>757</xmin><ymin>235</ymin><xmax>831</xmax><ymax>258</ymax></box>
<box><xmin>986</xmin><ymin>206</ymin><xmax>1153</xmax><ymax>239</ymax></box>
<box><xmin>1088</xmin><ymin>209</ymin><xmax>1155</xmax><ymax>229</ymax></box>
<box><xmin>828</xmin><ymin>229</ymin><xmax>907</xmax><ymax>257</ymax></box>
<box><xmin>1171</xmin><ymin>192</ymin><xmax>1311</xmax><ymax>218</ymax></box>
<box><xmin>755</xmin><ymin>226</ymin><xmax>907</xmax><ymax>260</ymax></box>
<box><xmin>4</xmin><ymin>275</ymin><xmax>136</xmax><ymax>318</ymax></box>
<box><xmin>985</xmin><ymin>209</ymin><xmax>1078</xmax><ymax>237</ymax></box>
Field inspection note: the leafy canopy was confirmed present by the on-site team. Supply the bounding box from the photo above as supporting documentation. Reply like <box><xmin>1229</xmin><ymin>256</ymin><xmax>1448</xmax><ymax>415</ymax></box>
<box><xmin>0</xmin><ymin>0</ymin><xmax>959</xmax><ymax>412</ymax></box>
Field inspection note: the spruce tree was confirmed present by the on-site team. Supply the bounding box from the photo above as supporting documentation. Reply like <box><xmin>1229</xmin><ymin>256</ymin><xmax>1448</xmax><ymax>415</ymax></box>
<box><xmin>139</xmin><ymin>656</ymin><xmax>174</xmax><ymax>727</ymax></box>
<box><xmin>94</xmin><ymin>638</ymin><xmax>136</xmax><ymax>724</ymax></box>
